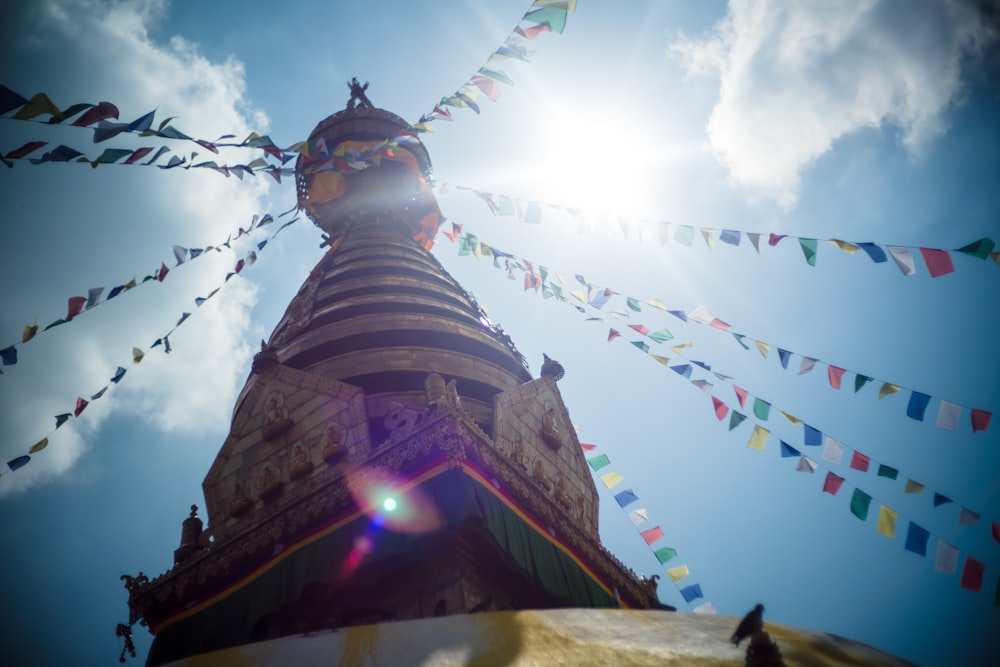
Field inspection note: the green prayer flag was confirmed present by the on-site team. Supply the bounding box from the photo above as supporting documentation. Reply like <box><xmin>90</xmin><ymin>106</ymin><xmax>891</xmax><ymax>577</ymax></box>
<box><xmin>588</xmin><ymin>454</ymin><xmax>611</xmax><ymax>471</ymax></box>
<box><xmin>752</xmin><ymin>398</ymin><xmax>771</xmax><ymax>420</ymax></box>
<box><xmin>733</xmin><ymin>333</ymin><xmax>750</xmax><ymax>350</ymax></box>
<box><xmin>955</xmin><ymin>237</ymin><xmax>995</xmax><ymax>259</ymax></box>
<box><xmin>92</xmin><ymin>148</ymin><xmax>133</xmax><ymax>167</ymax></box>
<box><xmin>654</xmin><ymin>547</ymin><xmax>678</xmax><ymax>564</ymax></box>
<box><xmin>728</xmin><ymin>411</ymin><xmax>747</xmax><ymax>431</ymax></box>
<box><xmin>631</xmin><ymin>341</ymin><xmax>649</xmax><ymax>353</ymax></box>
<box><xmin>626</xmin><ymin>297</ymin><xmax>641</xmax><ymax>312</ymax></box>
<box><xmin>497</xmin><ymin>195</ymin><xmax>516</xmax><ymax>216</ymax></box>
<box><xmin>477</xmin><ymin>67</ymin><xmax>514</xmax><ymax>86</ymax></box>
<box><xmin>799</xmin><ymin>238</ymin><xmax>818</xmax><ymax>265</ymax></box>
<box><xmin>674</xmin><ymin>225</ymin><xmax>695</xmax><ymax>246</ymax></box>
<box><xmin>523</xmin><ymin>6</ymin><xmax>568</xmax><ymax>32</ymax></box>
<box><xmin>877</xmin><ymin>464</ymin><xmax>899</xmax><ymax>480</ymax></box>
<box><xmin>854</xmin><ymin>374</ymin><xmax>872</xmax><ymax>393</ymax></box>
<box><xmin>850</xmin><ymin>488</ymin><xmax>872</xmax><ymax>521</ymax></box>
<box><xmin>551</xmin><ymin>284</ymin><xmax>563</xmax><ymax>300</ymax></box>
<box><xmin>458</xmin><ymin>235</ymin><xmax>472</xmax><ymax>256</ymax></box>
<box><xmin>648</xmin><ymin>329</ymin><xmax>673</xmax><ymax>343</ymax></box>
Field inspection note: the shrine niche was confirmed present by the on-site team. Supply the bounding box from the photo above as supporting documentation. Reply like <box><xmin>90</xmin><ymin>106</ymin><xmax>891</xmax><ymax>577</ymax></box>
<box><xmin>289</xmin><ymin>442</ymin><xmax>313</xmax><ymax>480</ymax></box>
<box><xmin>321</xmin><ymin>422</ymin><xmax>348</xmax><ymax>465</ymax></box>
<box><xmin>531</xmin><ymin>457</ymin><xmax>552</xmax><ymax>493</ymax></box>
<box><xmin>540</xmin><ymin>406</ymin><xmax>562</xmax><ymax>451</ymax></box>
<box><xmin>256</xmin><ymin>462</ymin><xmax>284</xmax><ymax>501</ymax></box>
<box><xmin>554</xmin><ymin>476</ymin><xmax>573</xmax><ymax>513</ymax></box>
<box><xmin>230</xmin><ymin>481</ymin><xmax>253</xmax><ymax>517</ymax></box>
<box><xmin>262</xmin><ymin>391</ymin><xmax>293</xmax><ymax>441</ymax></box>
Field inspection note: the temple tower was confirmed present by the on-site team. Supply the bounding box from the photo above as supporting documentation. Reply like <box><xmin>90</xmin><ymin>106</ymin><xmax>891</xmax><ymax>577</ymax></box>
<box><xmin>122</xmin><ymin>104</ymin><xmax>660</xmax><ymax>665</ymax></box>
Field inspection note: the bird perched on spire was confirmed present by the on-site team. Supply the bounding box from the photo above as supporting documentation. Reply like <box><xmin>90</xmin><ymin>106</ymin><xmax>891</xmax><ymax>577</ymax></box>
<box><xmin>731</xmin><ymin>603</ymin><xmax>765</xmax><ymax>646</ymax></box>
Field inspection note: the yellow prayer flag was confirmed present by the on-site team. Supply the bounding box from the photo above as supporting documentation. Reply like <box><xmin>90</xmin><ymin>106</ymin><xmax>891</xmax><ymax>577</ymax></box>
<box><xmin>570</xmin><ymin>290</ymin><xmax>586</xmax><ymax>304</ymax></box>
<box><xmin>878</xmin><ymin>383</ymin><xmax>901</xmax><ymax>399</ymax></box>
<box><xmin>29</xmin><ymin>437</ymin><xmax>48</xmax><ymax>454</ymax></box>
<box><xmin>747</xmin><ymin>425</ymin><xmax>769</xmax><ymax>450</ymax></box>
<box><xmin>647</xmin><ymin>298</ymin><xmax>668</xmax><ymax>311</ymax></box>
<box><xmin>554</xmin><ymin>272</ymin><xmax>567</xmax><ymax>285</ymax></box>
<box><xmin>904</xmin><ymin>479</ymin><xmax>924</xmax><ymax>494</ymax></box>
<box><xmin>132</xmin><ymin>347</ymin><xmax>145</xmax><ymax>364</ymax></box>
<box><xmin>701</xmin><ymin>228</ymin><xmax>714</xmax><ymax>249</ymax></box>
<box><xmin>122</xmin><ymin>277</ymin><xmax>137</xmax><ymax>292</ymax></box>
<box><xmin>755</xmin><ymin>340</ymin><xmax>770</xmax><ymax>358</ymax></box>
<box><xmin>671</xmin><ymin>342</ymin><xmax>692</xmax><ymax>354</ymax></box>
<box><xmin>534</xmin><ymin>0</ymin><xmax>576</xmax><ymax>11</ymax></box>
<box><xmin>877</xmin><ymin>505</ymin><xmax>898</xmax><ymax>538</ymax></box>
<box><xmin>780</xmin><ymin>411</ymin><xmax>802</xmax><ymax>425</ymax></box>
<box><xmin>650</xmin><ymin>355</ymin><xmax>670</xmax><ymax>366</ymax></box>
<box><xmin>600</xmin><ymin>471</ymin><xmax>624</xmax><ymax>489</ymax></box>
<box><xmin>828</xmin><ymin>238</ymin><xmax>860</xmax><ymax>253</ymax></box>
<box><xmin>666</xmin><ymin>565</ymin><xmax>690</xmax><ymax>584</ymax></box>
<box><xmin>286</xmin><ymin>141</ymin><xmax>310</xmax><ymax>156</ymax></box>
<box><xmin>437</xmin><ymin>182</ymin><xmax>451</xmax><ymax>194</ymax></box>
<box><xmin>22</xmin><ymin>321</ymin><xmax>39</xmax><ymax>343</ymax></box>
<box><xmin>472</xmin><ymin>242</ymin><xmax>483</xmax><ymax>260</ymax></box>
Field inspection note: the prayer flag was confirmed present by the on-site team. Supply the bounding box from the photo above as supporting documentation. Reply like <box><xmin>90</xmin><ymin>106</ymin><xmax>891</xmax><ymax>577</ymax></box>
<box><xmin>752</xmin><ymin>398</ymin><xmax>770</xmax><ymax>420</ymax></box>
<box><xmin>728</xmin><ymin>412</ymin><xmax>747</xmax><ymax>431</ymax></box>
<box><xmin>828</xmin><ymin>365</ymin><xmax>845</xmax><ymax>389</ymax></box>
<box><xmin>600</xmin><ymin>471</ymin><xmax>624</xmax><ymax>489</ymax></box>
<box><xmin>86</xmin><ymin>287</ymin><xmax>103</xmax><ymax>309</ymax></box>
<box><xmin>959</xmin><ymin>509</ymin><xmax>980</xmax><ymax>526</ymax></box>
<box><xmin>904</xmin><ymin>479</ymin><xmax>924</xmax><ymax>494</ymax></box>
<box><xmin>670</xmin><ymin>364</ymin><xmax>692</xmax><ymax>379</ymax></box>
<box><xmin>854</xmin><ymin>374</ymin><xmax>872</xmax><ymax>393</ymax></box>
<box><xmin>879</xmin><ymin>383</ymin><xmax>901</xmax><ymax>399</ymax></box>
<box><xmin>919</xmin><ymin>248</ymin><xmax>954</xmax><ymax>277</ymax></box>
<box><xmin>607</xmin><ymin>328</ymin><xmax>620</xmax><ymax>342</ymax></box>
<box><xmin>692</xmin><ymin>601</ymin><xmax>717</xmax><ymax>615</ymax></box>
<box><xmin>747</xmin><ymin>425</ymin><xmax>768</xmax><ymax>451</ymax></box>
<box><xmin>0</xmin><ymin>346</ymin><xmax>15</xmax><ymax>366</ymax></box>
<box><xmin>799</xmin><ymin>238</ymin><xmax>818</xmax><ymax>265</ymax></box>
<box><xmin>796</xmin><ymin>456</ymin><xmax>817</xmax><ymax>473</ymax></box>
<box><xmin>91</xmin><ymin>386</ymin><xmax>107</xmax><ymax>400</ymax></box>
<box><xmin>67</xmin><ymin>296</ymin><xmax>86</xmax><ymax>320</ymax></box>
<box><xmin>823</xmin><ymin>472</ymin><xmax>845</xmax><ymax>495</ymax></box>
<box><xmin>580</xmin><ymin>443</ymin><xmax>596</xmax><ymax>451</ymax></box>
<box><xmin>747</xmin><ymin>232</ymin><xmax>762</xmax><ymax>252</ymax></box>
<box><xmin>674</xmin><ymin>225</ymin><xmax>694</xmax><ymax>246</ymax></box>
<box><xmin>798</xmin><ymin>357</ymin><xmax>816</xmax><ymax>374</ymax></box>
<box><xmin>955</xmin><ymin>238</ymin><xmax>995</xmax><ymax>259</ymax></box>
<box><xmin>971</xmin><ymin>409</ymin><xmax>992</xmax><ymax>433</ymax></box>
<box><xmin>680</xmin><ymin>584</ymin><xmax>704</xmax><ymax>603</ymax></box>
<box><xmin>887</xmin><ymin>246</ymin><xmax>917</xmax><ymax>275</ymax></box>
<box><xmin>22</xmin><ymin>322</ymin><xmax>39</xmax><ymax>342</ymax></box>
<box><xmin>111</xmin><ymin>366</ymin><xmax>126</xmax><ymax>383</ymax></box>
<box><xmin>905</xmin><ymin>522</ymin><xmax>930</xmax><ymax>556</ymax></box>
<box><xmin>712</xmin><ymin>396</ymin><xmax>729</xmax><ymax>421</ymax></box>
<box><xmin>777</xmin><ymin>348</ymin><xmax>791</xmax><ymax>369</ymax></box>
<box><xmin>626</xmin><ymin>297</ymin><xmax>641</xmax><ymax>312</ymax></box>
<box><xmin>877</xmin><ymin>465</ymin><xmax>898</xmax><ymax>480</ymax></box>
<box><xmin>654</xmin><ymin>547</ymin><xmax>678</xmax><ymax>564</ymax></box>
<box><xmin>858</xmin><ymin>242</ymin><xmax>888</xmax><ymax>263</ymax></box>
<box><xmin>628</xmin><ymin>509</ymin><xmax>648</xmax><ymax>525</ymax></box>
<box><xmin>614</xmin><ymin>489</ymin><xmax>638</xmax><ymax>507</ymax></box>
<box><xmin>29</xmin><ymin>438</ymin><xmax>48</xmax><ymax>454</ymax></box>
<box><xmin>173</xmin><ymin>245</ymin><xmax>188</xmax><ymax>265</ymax></box>
<box><xmin>733</xmin><ymin>386</ymin><xmax>748</xmax><ymax>408</ymax></box>
<box><xmin>588</xmin><ymin>454</ymin><xmax>610</xmax><ymax>471</ymax></box>
<box><xmin>877</xmin><ymin>505</ymin><xmax>898</xmax><ymax>538</ymax></box>
<box><xmin>933</xmin><ymin>493</ymin><xmax>951</xmax><ymax>507</ymax></box>
<box><xmin>74</xmin><ymin>396</ymin><xmax>88</xmax><ymax>417</ymax></box>
<box><xmin>701</xmin><ymin>229</ymin><xmax>714</xmax><ymax>249</ymax></box>
<box><xmin>961</xmin><ymin>557</ymin><xmax>985</xmax><ymax>592</ymax></box>
<box><xmin>132</xmin><ymin>347</ymin><xmax>145</xmax><ymax>364</ymax></box>
<box><xmin>906</xmin><ymin>391</ymin><xmax>931</xmax><ymax>420</ymax></box>
<box><xmin>631</xmin><ymin>341</ymin><xmax>650</xmax><ymax>353</ymax></box>
<box><xmin>157</xmin><ymin>262</ymin><xmax>169</xmax><ymax>282</ymax></box>
<box><xmin>936</xmin><ymin>401</ymin><xmax>960</xmax><ymax>430</ymax></box>
<box><xmin>822</xmin><ymin>437</ymin><xmax>844</xmax><ymax>464</ymax></box>
<box><xmin>55</xmin><ymin>413</ymin><xmax>71</xmax><ymax>428</ymax></box>
<box><xmin>768</xmin><ymin>233</ymin><xmax>786</xmax><ymax>246</ymax></box>
<box><xmin>780</xmin><ymin>441</ymin><xmax>799</xmax><ymax>458</ymax></box>
<box><xmin>850</xmin><ymin>489</ymin><xmax>872</xmax><ymax>520</ymax></box>
<box><xmin>732</xmin><ymin>333</ymin><xmax>750</xmax><ymax>349</ymax></box>
<box><xmin>648</xmin><ymin>329</ymin><xmax>673</xmax><ymax>343</ymax></box>
<box><xmin>780</xmin><ymin>411</ymin><xmax>802</xmax><ymax>425</ymax></box>
<box><xmin>7</xmin><ymin>455</ymin><xmax>30</xmax><ymax>471</ymax></box>
<box><xmin>850</xmin><ymin>451</ymin><xmax>870</xmax><ymax>472</ymax></box>
<box><xmin>650</xmin><ymin>355</ymin><xmax>670</xmax><ymax>365</ymax></box>
<box><xmin>720</xmin><ymin>229</ymin><xmax>741</xmax><ymax>245</ymax></box>
<box><xmin>641</xmin><ymin>526</ymin><xmax>665</xmax><ymax>545</ymax></box>
<box><xmin>754</xmin><ymin>340</ymin><xmax>770</xmax><ymax>358</ymax></box>
<box><xmin>666</xmin><ymin>565</ymin><xmax>690</xmax><ymax>584</ymax></box>
<box><xmin>935</xmin><ymin>541</ymin><xmax>958</xmax><ymax>573</ymax></box>
<box><xmin>648</xmin><ymin>299</ymin><xmax>668</xmax><ymax>311</ymax></box>
<box><xmin>993</xmin><ymin>522</ymin><xmax>1000</xmax><ymax>545</ymax></box>
<box><xmin>804</xmin><ymin>424</ymin><xmax>822</xmax><ymax>446</ymax></box>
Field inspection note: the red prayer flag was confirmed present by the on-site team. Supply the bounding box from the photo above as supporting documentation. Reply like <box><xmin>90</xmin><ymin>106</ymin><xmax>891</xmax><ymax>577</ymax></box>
<box><xmin>515</xmin><ymin>23</ymin><xmax>552</xmax><ymax>39</ymax></box>
<box><xmin>640</xmin><ymin>526</ymin><xmax>665</xmax><ymax>545</ymax></box>
<box><xmin>4</xmin><ymin>141</ymin><xmax>47</xmax><ymax>160</ymax></box>
<box><xmin>74</xmin><ymin>396</ymin><xmax>88</xmax><ymax>417</ymax></box>
<box><xmin>71</xmin><ymin>100</ymin><xmax>119</xmax><ymax>127</ymax></box>
<box><xmin>972</xmin><ymin>409</ymin><xmax>992</xmax><ymax>433</ymax></box>
<box><xmin>960</xmin><ymin>556</ymin><xmax>985</xmax><ymax>592</ymax></box>
<box><xmin>628</xmin><ymin>324</ymin><xmax>649</xmax><ymax>335</ymax></box>
<box><xmin>66</xmin><ymin>296</ymin><xmax>87</xmax><ymax>320</ymax></box>
<box><xmin>607</xmin><ymin>328</ymin><xmax>620</xmax><ymax>342</ymax></box>
<box><xmin>712</xmin><ymin>396</ymin><xmax>729</xmax><ymax>421</ymax></box>
<box><xmin>123</xmin><ymin>146</ymin><xmax>154</xmax><ymax>164</ymax></box>
<box><xmin>580</xmin><ymin>443</ymin><xmax>597</xmax><ymax>452</ymax></box>
<box><xmin>919</xmin><ymin>247</ymin><xmax>955</xmax><ymax>278</ymax></box>
<box><xmin>768</xmin><ymin>233</ymin><xmax>787</xmax><ymax>246</ymax></box>
<box><xmin>709</xmin><ymin>318</ymin><xmax>731</xmax><ymax>330</ymax></box>
<box><xmin>823</xmin><ymin>472</ymin><xmax>845</xmax><ymax>495</ymax></box>
<box><xmin>234</xmin><ymin>259</ymin><xmax>245</xmax><ymax>274</ymax></box>
<box><xmin>157</xmin><ymin>262</ymin><xmax>169</xmax><ymax>282</ymax></box>
<box><xmin>850</xmin><ymin>451</ymin><xmax>870</xmax><ymax>472</ymax></box>
<box><xmin>734</xmin><ymin>386</ymin><xmax>748</xmax><ymax>408</ymax></box>
<box><xmin>828</xmin><ymin>365</ymin><xmax>846</xmax><ymax>389</ymax></box>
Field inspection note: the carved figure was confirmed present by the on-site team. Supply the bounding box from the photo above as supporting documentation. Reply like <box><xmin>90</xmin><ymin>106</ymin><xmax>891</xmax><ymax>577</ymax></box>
<box><xmin>510</xmin><ymin>438</ymin><xmax>526</xmax><ymax>470</ymax></box>
<box><xmin>231</xmin><ymin>481</ymin><xmax>252</xmax><ymax>516</ymax></box>
<box><xmin>541</xmin><ymin>408</ymin><xmax>562</xmax><ymax>450</ymax></box>
<box><xmin>554</xmin><ymin>476</ymin><xmax>573</xmax><ymax>511</ymax></box>
<box><xmin>531</xmin><ymin>458</ymin><xmax>552</xmax><ymax>493</ymax></box>
<box><xmin>347</xmin><ymin>77</ymin><xmax>373</xmax><ymax>109</ymax></box>
<box><xmin>575</xmin><ymin>493</ymin><xmax>587</xmax><ymax>522</ymax></box>
<box><xmin>290</xmin><ymin>442</ymin><xmax>313</xmax><ymax>479</ymax></box>
<box><xmin>444</xmin><ymin>379</ymin><xmax>462</xmax><ymax>411</ymax></box>
<box><xmin>384</xmin><ymin>402</ymin><xmax>420</xmax><ymax>441</ymax></box>
<box><xmin>256</xmin><ymin>463</ymin><xmax>283</xmax><ymax>501</ymax></box>
<box><xmin>321</xmin><ymin>423</ymin><xmax>348</xmax><ymax>464</ymax></box>
<box><xmin>120</xmin><ymin>572</ymin><xmax>149</xmax><ymax>595</ymax></box>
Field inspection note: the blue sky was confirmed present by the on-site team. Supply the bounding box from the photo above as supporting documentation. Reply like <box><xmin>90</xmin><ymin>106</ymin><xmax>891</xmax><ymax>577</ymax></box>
<box><xmin>1</xmin><ymin>2</ymin><xmax>998</xmax><ymax>665</ymax></box>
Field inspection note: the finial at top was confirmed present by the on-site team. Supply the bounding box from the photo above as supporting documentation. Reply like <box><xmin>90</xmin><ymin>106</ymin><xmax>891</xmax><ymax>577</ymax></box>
<box><xmin>540</xmin><ymin>353</ymin><xmax>565</xmax><ymax>382</ymax></box>
<box><xmin>347</xmin><ymin>77</ymin><xmax>373</xmax><ymax>110</ymax></box>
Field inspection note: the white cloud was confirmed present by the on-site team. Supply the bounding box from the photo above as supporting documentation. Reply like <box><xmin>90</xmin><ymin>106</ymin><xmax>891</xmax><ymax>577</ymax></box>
<box><xmin>0</xmin><ymin>0</ymin><xmax>272</xmax><ymax>495</ymax></box>
<box><xmin>670</xmin><ymin>0</ymin><xmax>999</xmax><ymax>208</ymax></box>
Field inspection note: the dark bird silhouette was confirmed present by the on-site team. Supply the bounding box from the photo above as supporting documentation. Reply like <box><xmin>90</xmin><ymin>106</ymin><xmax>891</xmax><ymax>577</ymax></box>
<box><xmin>731</xmin><ymin>603</ymin><xmax>765</xmax><ymax>646</ymax></box>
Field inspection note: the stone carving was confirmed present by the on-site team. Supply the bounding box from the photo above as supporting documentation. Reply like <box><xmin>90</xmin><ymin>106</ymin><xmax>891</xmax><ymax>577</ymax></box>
<box><xmin>444</xmin><ymin>379</ymin><xmax>462</xmax><ymax>411</ymax></box>
<box><xmin>531</xmin><ymin>458</ymin><xmax>552</xmax><ymax>493</ymax></box>
<box><xmin>256</xmin><ymin>463</ymin><xmax>284</xmax><ymax>501</ymax></box>
<box><xmin>540</xmin><ymin>407</ymin><xmax>562</xmax><ymax>450</ymax></box>
<box><xmin>575</xmin><ymin>493</ymin><xmax>587</xmax><ymax>523</ymax></box>
<box><xmin>346</xmin><ymin>77</ymin><xmax>373</xmax><ymax>109</ymax></box>
<box><xmin>510</xmin><ymin>438</ymin><xmax>527</xmax><ymax>471</ymax></box>
<box><xmin>262</xmin><ymin>391</ymin><xmax>292</xmax><ymax>441</ymax></box>
<box><xmin>230</xmin><ymin>481</ymin><xmax>252</xmax><ymax>517</ymax></box>
<box><xmin>321</xmin><ymin>422</ymin><xmax>348</xmax><ymax>465</ymax></box>
<box><xmin>424</xmin><ymin>371</ymin><xmax>446</xmax><ymax>409</ymax></box>
<box><xmin>384</xmin><ymin>401</ymin><xmax>421</xmax><ymax>442</ymax></box>
<box><xmin>553</xmin><ymin>476</ymin><xmax>573</xmax><ymax>512</ymax></box>
<box><xmin>289</xmin><ymin>442</ymin><xmax>313</xmax><ymax>480</ymax></box>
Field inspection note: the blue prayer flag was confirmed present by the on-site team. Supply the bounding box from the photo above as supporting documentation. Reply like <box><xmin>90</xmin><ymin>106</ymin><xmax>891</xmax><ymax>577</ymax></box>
<box><xmin>933</xmin><ymin>493</ymin><xmax>952</xmax><ymax>507</ymax></box>
<box><xmin>905</xmin><ymin>522</ymin><xmax>930</xmax><ymax>556</ymax></box>
<box><xmin>7</xmin><ymin>455</ymin><xmax>30</xmax><ymax>471</ymax></box>
<box><xmin>110</xmin><ymin>367</ymin><xmax>126</xmax><ymax>384</ymax></box>
<box><xmin>858</xmin><ymin>242</ymin><xmax>888</xmax><ymax>263</ymax></box>
<box><xmin>670</xmin><ymin>364</ymin><xmax>692</xmax><ymax>378</ymax></box>
<box><xmin>0</xmin><ymin>346</ymin><xmax>17</xmax><ymax>366</ymax></box>
<box><xmin>780</xmin><ymin>441</ymin><xmax>799</xmax><ymax>458</ymax></box>
<box><xmin>777</xmin><ymin>348</ymin><xmax>791</xmax><ymax>369</ymax></box>
<box><xmin>804</xmin><ymin>424</ymin><xmax>823</xmax><ymax>446</ymax></box>
<box><xmin>680</xmin><ymin>583</ymin><xmax>704</xmax><ymax>603</ymax></box>
<box><xmin>907</xmin><ymin>391</ymin><xmax>931</xmax><ymax>421</ymax></box>
<box><xmin>720</xmin><ymin>229</ymin><xmax>741</xmax><ymax>245</ymax></box>
<box><xmin>614</xmin><ymin>489</ymin><xmax>639</xmax><ymax>507</ymax></box>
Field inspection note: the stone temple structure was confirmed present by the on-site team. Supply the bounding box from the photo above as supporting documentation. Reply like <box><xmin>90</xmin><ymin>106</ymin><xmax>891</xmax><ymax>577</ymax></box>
<box><xmin>121</xmin><ymin>103</ymin><xmax>915</xmax><ymax>667</ymax></box>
